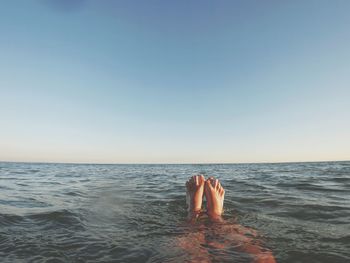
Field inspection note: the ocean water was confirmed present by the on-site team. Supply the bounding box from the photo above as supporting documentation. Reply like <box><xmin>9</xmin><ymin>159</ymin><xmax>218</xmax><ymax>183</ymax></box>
<box><xmin>0</xmin><ymin>161</ymin><xmax>349</xmax><ymax>263</ymax></box>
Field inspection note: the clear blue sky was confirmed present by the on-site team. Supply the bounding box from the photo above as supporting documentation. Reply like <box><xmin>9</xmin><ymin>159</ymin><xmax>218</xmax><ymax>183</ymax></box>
<box><xmin>1</xmin><ymin>0</ymin><xmax>349</xmax><ymax>163</ymax></box>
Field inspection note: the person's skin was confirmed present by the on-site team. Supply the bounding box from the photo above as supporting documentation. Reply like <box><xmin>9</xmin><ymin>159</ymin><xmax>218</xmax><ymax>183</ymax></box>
<box><xmin>184</xmin><ymin>175</ymin><xmax>277</xmax><ymax>263</ymax></box>
<box><xmin>176</xmin><ymin>229</ymin><xmax>211</xmax><ymax>263</ymax></box>
<box><xmin>205</xmin><ymin>177</ymin><xmax>225</xmax><ymax>222</ymax></box>
<box><xmin>186</xmin><ymin>174</ymin><xmax>205</xmax><ymax>222</ymax></box>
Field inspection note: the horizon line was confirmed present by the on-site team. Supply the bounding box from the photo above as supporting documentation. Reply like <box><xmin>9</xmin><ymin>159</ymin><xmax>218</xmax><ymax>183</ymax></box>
<box><xmin>1</xmin><ymin>159</ymin><xmax>349</xmax><ymax>166</ymax></box>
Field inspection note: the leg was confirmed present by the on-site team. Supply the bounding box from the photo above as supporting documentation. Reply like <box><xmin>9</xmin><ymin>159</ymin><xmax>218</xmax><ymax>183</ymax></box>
<box><xmin>209</xmin><ymin>223</ymin><xmax>276</xmax><ymax>263</ymax></box>
<box><xmin>176</xmin><ymin>175</ymin><xmax>211</xmax><ymax>262</ymax></box>
<box><xmin>176</xmin><ymin>229</ymin><xmax>211</xmax><ymax>263</ymax></box>
<box><xmin>204</xmin><ymin>177</ymin><xmax>276</xmax><ymax>263</ymax></box>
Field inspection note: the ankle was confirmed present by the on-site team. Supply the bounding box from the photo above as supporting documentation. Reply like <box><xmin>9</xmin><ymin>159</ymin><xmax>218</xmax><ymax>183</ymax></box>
<box><xmin>187</xmin><ymin>209</ymin><xmax>203</xmax><ymax>222</ymax></box>
<box><xmin>207</xmin><ymin>211</ymin><xmax>223</xmax><ymax>222</ymax></box>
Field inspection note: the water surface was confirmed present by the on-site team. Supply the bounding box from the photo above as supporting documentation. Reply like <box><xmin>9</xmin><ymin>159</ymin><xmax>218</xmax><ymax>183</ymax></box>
<box><xmin>0</xmin><ymin>162</ymin><xmax>349</xmax><ymax>262</ymax></box>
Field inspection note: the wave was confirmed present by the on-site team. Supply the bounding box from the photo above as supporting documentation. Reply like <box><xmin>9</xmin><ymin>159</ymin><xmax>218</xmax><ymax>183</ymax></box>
<box><xmin>28</xmin><ymin>210</ymin><xmax>85</xmax><ymax>230</ymax></box>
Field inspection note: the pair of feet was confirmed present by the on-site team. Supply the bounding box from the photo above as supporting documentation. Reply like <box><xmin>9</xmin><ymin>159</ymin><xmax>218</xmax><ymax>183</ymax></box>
<box><xmin>186</xmin><ymin>175</ymin><xmax>225</xmax><ymax>221</ymax></box>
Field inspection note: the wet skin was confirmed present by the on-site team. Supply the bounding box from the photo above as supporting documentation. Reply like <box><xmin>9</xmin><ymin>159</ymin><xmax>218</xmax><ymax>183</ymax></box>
<box><xmin>205</xmin><ymin>177</ymin><xmax>225</xmax><ymax>221</ymax></box>
<box><xmin>186</xmin><ymin>174</ymin><xmax>205</xmax><ymax>221</ymax></box>
<box><xmin>184</xmin><ymin>175</ymin><xmax>276</xmax><ymax>263</ymax></box>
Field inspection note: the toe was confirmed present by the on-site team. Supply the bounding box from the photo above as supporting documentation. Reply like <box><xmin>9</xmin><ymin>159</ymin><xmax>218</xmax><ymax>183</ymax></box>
<box><xmin>220</xmin><ymin>188</ymin><xmax>225</xmax><ymax>196</ymax></box>
<box><xmin>209</xmin><ymin>177</ymin><xmax>215</xmax><ymax>188</ymax></box>
<box><xmin>198</xmin><ymin>174</ymin><xmax>205</xmax><ymax>184</ymax></box>
<box><xmin>205</xmin><ymin>179</ymin><xmax>212</xmax><ymax>190</ymax></box>
<box><xmin>190</xmin><ymin>176</ymin><xmax>195</xmax><ymax>185</ymax></box>
<box><xmin>214</xmin><ymin>179</ymin><xmax>219</xmax><ymax>189</ymax></box>
<box><xmin>195</xmin><ymin>175</ymin><xmax>199</xmax><ymax>186</ymax></box>
<box><xmin>188</xmin><ymin>177</ymin><xmax>195</xmax><ymax>189</ymax></box>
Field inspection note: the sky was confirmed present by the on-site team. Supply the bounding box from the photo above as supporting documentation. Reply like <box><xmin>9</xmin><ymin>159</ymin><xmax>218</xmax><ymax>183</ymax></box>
<box><xmin>0</xmin><ymin>0</ymin><xmax>349</xmax><ymax>164</ymax></box>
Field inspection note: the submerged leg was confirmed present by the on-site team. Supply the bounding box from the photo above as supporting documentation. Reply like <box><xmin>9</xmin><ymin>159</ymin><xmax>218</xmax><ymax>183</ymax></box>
<box><xmin>204</xmin><ymin>177</ymin><xmax>276</xmax><ymax>263</ymax></box>
<box><xmin>176</xmin><ymin>229</ymin><xmax>211</xmax><ymax>263</ymax></box>
<box><xmin>176</xmin><ymin>175</ymin><xmax>210</xmax><ymax>262</ymax></box>
<box><xmin>206</xmin><ymin>223</ymin><xmax>276</xmax><ymax>263</ymax></box>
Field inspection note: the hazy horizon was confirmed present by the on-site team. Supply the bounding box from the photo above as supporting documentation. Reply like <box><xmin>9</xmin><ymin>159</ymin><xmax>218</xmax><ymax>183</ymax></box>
<box><xmin>1</xmin><ymin>1</ymin><xmax>350</xmax><ymax>163</ymax></box>
<box><xmin>1</xmin><ymin>159</ymin><xmax>350</xmax><ymax>166</ymax></box>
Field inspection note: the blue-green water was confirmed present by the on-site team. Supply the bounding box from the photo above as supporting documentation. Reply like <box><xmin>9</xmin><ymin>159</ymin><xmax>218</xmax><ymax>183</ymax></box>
<box><xmin>0</xmin><ymin>162</ymin><xmax>349</xmax><ymax>262</ymax></box>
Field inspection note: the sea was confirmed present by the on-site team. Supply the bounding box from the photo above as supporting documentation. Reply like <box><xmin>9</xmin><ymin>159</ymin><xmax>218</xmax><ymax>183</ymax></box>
<box><xmin>0</xmin><ymin>161</ymin><xmax>349</xmax><ymax>263</ymax></box>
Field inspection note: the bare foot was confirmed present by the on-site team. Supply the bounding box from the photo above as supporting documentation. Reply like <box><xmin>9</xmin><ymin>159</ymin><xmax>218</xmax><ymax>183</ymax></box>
<box><xmin>186</xmin><ymin>174</ymin><xmax>205</xmax><ymax>220</ymax></box>
<box><xmin>204</xmin><ymin>177</ymin><xmax>225</xmax><ymax>221</ymax></box>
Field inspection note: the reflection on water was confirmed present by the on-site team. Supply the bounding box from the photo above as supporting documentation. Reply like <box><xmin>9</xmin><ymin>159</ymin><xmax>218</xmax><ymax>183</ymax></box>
<box><xmin>0</xmin><ymin>162</ymin><xmax>349</xmax><ymax>262</ymax></box>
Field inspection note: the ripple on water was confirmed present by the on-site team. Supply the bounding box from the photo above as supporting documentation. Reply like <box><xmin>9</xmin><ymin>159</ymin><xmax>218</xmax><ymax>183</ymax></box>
<box><xmin>27</xmin><ymin>210</ymin><xmax>85</xmax><ymax>230</ymax></box>
<box><xmin>0</xmin><ymin>161</ymin><xmax>349</xmax><ymax>262</ymax></box>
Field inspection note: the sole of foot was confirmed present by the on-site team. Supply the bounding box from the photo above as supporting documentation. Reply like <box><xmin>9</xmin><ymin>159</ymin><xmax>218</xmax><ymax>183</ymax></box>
<box><xmin>204</xmin><ymin>177</ymin><xmax>225</xmax><ymax>221</ymax></box>
<box><xmin>186</xmin><ymin>174</ymin><xmax>205</xmax><ymax>214</ymax></box>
